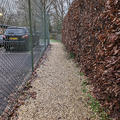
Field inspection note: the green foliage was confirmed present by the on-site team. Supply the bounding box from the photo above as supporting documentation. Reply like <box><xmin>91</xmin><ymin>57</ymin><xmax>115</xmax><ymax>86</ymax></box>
<box><xmin>81</xmin><ymin>80</ymin><xmax>88</xmax><ymax>93</ymax></box>
<box><xmin>50</xmin><ymin>33</ymin><xmax>57</xmax><ymax>40</ymax></box>
<box><xmin>69</xmin><ymin>52</ymin><xmax>75</xmax><ymax>59</ymax></box>
<box><xmin>50</xmin><ymin>39</ymin><xmax>61</xmax><ymax>43</ymax></box>
<box><xmin>80</xmin><ymin>72</ymin><xmax>84</xmax><ymax>76</ymax></box>
<box><xmin>81</xmin><ymin>80</ymin><xmax>110</xmax><ymax>120</ymax></box>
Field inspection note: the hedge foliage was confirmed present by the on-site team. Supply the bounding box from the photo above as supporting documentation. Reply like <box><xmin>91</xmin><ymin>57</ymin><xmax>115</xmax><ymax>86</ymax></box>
<box><xmin>62</xmin><ymin>0</ymin><xmax>120</xmax><ymax>119</ymax></box>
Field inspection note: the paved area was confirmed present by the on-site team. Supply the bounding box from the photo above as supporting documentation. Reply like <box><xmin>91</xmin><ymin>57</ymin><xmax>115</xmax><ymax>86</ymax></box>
<box><xmin>0</xmin><ymin>51</ymin><xmax>32</xmax><ymax>114</ymax></box>
<box><xmin>17</xmin><ymin>43</ymin><xmax>98</xmax><ymax>120</ymax></box>
<box><xmin>0</xmin><ymin>46</ymin><xmax>44</xmax><ymax>114</ymax></box>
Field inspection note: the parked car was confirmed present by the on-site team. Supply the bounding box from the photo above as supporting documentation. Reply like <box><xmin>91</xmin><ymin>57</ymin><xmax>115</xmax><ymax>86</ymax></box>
<box><xmin>33</xmin><ymin>31</ymin><xmax>40</xmax><ymax>46</ymax></box>
<box><xmin>3</xmin><ymin>27</ymin><xmax>30</xmax><ymax>51</ymax></box>
<box><xmin>0</xmin><ymin>35</ymin><xmax>3</xmax><ymax>47</ymax></box>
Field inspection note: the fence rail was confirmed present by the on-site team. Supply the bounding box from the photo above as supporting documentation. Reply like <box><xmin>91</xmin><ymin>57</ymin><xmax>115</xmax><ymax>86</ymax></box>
<box><xmin>0</xmin><ymin>0</ymin><xmax>49</xmax><ymax>115</ymax></box>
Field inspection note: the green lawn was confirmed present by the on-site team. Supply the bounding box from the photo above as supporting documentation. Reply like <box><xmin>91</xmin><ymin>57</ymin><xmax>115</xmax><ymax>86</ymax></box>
<box><xmin>50</xmin><ymin>39</ymin><xmax>61</xmax><ymax>43</ymax></box>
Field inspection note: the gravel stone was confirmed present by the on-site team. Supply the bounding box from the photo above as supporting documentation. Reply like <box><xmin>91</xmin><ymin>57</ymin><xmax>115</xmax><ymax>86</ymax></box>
<box><xmin>17</xmin><ymin>43</ymin><xmax>99</xmax><ymax>120</ymax></box>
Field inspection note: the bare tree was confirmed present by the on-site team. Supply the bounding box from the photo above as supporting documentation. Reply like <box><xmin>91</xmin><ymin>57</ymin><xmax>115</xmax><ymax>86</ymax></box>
<box><xmin>14</xmin><ymin>0</ymin><xmax>73</xmax><ymax>36</ymax></box>
<box><xmin>49</xmin><ymin>0</ymin><xmax>73</xmax><ymax>34</ymax></box>
<box><xmin>0</xmin><ymin>1</ymin><xmax>19</xmax><ymax>25</ymax></box>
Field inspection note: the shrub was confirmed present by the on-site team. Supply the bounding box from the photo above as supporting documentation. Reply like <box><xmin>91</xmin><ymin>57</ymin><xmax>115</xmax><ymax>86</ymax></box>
<box><xmin>62</xmin><ymin>0</ymin><xmax>120</xmax><ymax>119</ymax></box>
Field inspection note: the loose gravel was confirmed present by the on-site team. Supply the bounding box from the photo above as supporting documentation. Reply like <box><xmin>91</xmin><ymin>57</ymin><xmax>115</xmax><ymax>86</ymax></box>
<box><xmin>16</xmin><ymin>42</ymin><xmax>98</xmax><ymax>120</ymax></box>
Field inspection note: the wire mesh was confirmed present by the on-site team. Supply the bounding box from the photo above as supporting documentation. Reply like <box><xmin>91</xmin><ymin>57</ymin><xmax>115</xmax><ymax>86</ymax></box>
<box><xmin>0</xmin><ymin>0</ymin><xmax>49</xmax><ymax>115</ymax></box>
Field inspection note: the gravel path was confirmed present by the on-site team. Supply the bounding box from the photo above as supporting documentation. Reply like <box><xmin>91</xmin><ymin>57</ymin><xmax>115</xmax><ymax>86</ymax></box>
<box><xmin>17</xmin><ymin>42</ymin><xmax>97</xmax><ymax>120</ymax></box>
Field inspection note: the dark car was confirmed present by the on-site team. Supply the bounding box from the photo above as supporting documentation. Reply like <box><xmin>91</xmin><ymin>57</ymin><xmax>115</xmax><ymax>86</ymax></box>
<box><xmin>3</xmin><ymin>27</ymin><xmax>30</xmax><ymax>51</ymax></box>
<box><xmin>32</xmin><ymin>31</ymin><xmax>40</xmax><ymax>46</ymax></box>
<box><xmin>0</xmin><ymin>35</ymin><xmax>3</xmax><ymax>47</ymax></box>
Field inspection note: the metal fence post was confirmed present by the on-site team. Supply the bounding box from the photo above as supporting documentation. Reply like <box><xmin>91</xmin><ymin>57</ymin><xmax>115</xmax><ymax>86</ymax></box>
<box><xmin>43</xmin><ymin>1</ymin><xmax>47</xmax><ymax>49</ymax></box>
<box><xmin>48</xmin><ymin>14</ymin><xmax>50</xmax><ymax>45</ymax></box>
<box><xmin>28</xmin><ymin>0</ymin><xmax>34</xmax><ymax>72</ymax></box>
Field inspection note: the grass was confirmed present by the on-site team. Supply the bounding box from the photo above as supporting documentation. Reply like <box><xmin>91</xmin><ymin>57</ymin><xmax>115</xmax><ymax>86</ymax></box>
<box><xmin>81</xmin><ymin>79</ymin><xmax>110</xmax><ymax>120</ymax></box>
<box><xmin>68</xmin><ymin>52</ymin><xmax>75</xmax><ymax>59</ymax></box>
<box><xmin>80</xmin><ymin>72</ymin><xmax>84</xmax><ymax>76</ymax></box>
<box><xmin>50</xmin><ymin>39</ymin><xmax>61</xmax><ymax>43</ymax></box>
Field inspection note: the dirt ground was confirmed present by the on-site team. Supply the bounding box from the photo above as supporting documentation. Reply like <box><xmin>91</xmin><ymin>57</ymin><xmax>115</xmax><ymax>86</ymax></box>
<box><xmin>16</xmin><ymin>42</ymin><xmax>98</xmax><ymax>120</ymax></box>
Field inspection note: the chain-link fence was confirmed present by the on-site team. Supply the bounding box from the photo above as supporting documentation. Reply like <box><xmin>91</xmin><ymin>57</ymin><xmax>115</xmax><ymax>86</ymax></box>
<box><xmin>0</xmin><ymin>0</ymin><xmax>49</xmax><ymax>115</ymax></box>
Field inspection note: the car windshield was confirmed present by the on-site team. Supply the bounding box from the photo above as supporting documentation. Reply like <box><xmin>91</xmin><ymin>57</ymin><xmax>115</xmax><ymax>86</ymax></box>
<box><xmin>5</xmin><ymin>28</ymin><xmax>25</xmax><ymax>35</ymax></box>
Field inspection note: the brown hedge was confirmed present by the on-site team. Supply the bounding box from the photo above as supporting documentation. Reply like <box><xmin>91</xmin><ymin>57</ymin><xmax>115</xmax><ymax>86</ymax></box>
<box><xmin>62</xmin><ymin>0</ymin><xmax>120</xmax><ymax>119</ymax></box>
